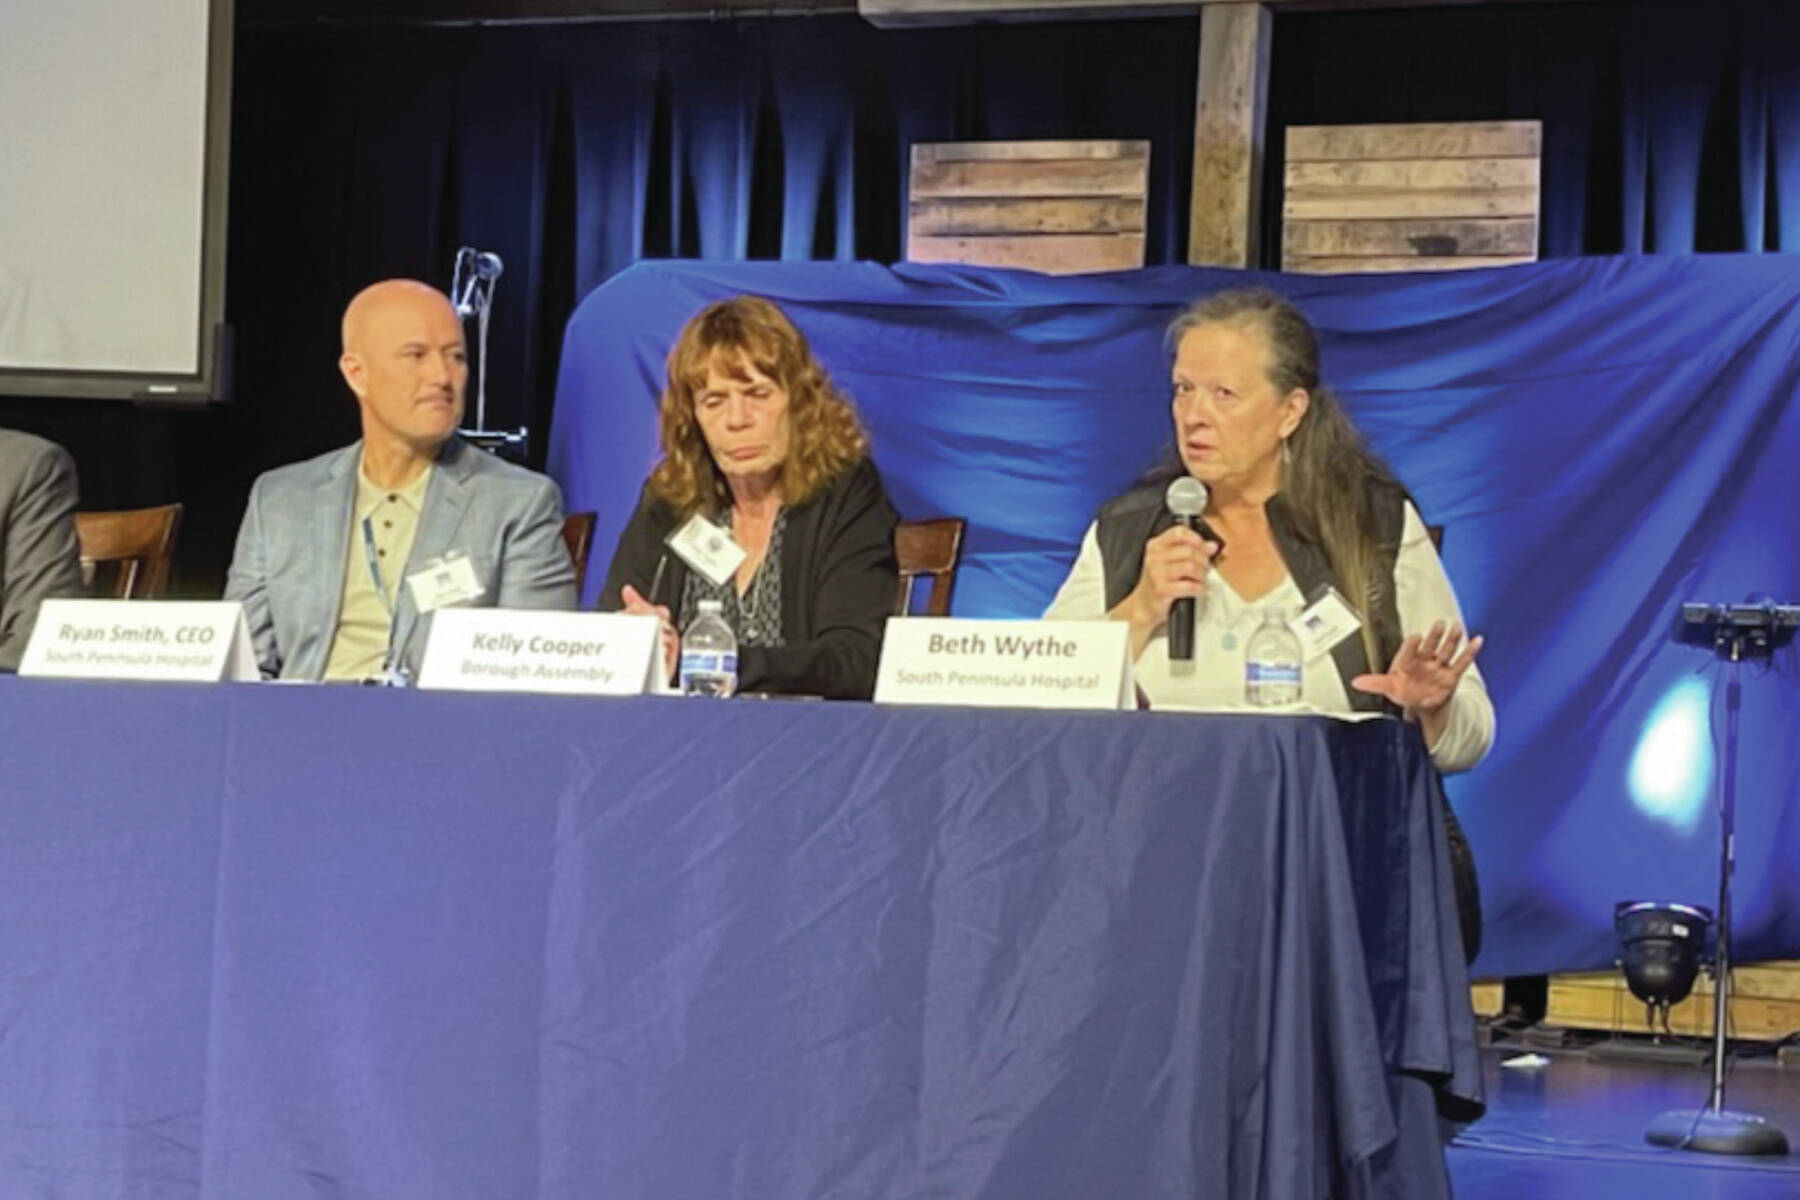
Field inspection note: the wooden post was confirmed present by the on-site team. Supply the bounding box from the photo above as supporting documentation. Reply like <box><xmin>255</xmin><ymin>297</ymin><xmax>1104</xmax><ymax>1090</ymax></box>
<box><xmin>1189</xmin><ymin>2</ymin><xmax>1271</xmax><ymax>268</ymax></box>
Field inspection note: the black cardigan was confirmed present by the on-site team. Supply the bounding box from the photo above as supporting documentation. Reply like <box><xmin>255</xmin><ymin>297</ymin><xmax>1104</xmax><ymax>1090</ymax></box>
<box><xmin>598</xmin><ymin>458</ymin><xmax>900</xmax><ymax>700</ymax></box>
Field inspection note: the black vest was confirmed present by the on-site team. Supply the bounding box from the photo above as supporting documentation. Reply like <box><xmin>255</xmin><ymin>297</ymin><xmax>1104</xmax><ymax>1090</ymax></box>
<box><xmin>1091</xmin><ymin>480</ymin><xmax>1410</xmax><ymax>714</ymax></box>
<box><xmin>1091</xmin><ymin>479</ymin><xmax>1483</xmax><ymax>960</ymax></box>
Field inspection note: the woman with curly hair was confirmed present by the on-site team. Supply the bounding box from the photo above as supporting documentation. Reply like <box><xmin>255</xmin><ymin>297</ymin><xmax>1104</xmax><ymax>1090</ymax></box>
<box><xmin>599</xmin><ymin>295</ymin><xmax>899</xmax><ymax>699</ymax></box>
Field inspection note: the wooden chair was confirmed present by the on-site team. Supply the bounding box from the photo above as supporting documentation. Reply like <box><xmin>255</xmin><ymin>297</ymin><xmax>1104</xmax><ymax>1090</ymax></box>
<box><xmin>76</xmin><ymin>503</ymin><xmax>183</xmax><ymax>599</ymax></box>
<box><xmin>893</xmin><ymin>517</ymin><xmax>967</xmax><ymax>617</ymax></box>
<box><xmin>562</xmin><ymin>511</ymin><xmax>598</xmax><ymax>597</ymax></box>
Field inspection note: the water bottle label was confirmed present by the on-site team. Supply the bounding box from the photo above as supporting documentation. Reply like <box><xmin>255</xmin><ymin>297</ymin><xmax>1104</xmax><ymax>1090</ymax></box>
<box><xmin>680</xmin><ymin>650</ymin><xmax>737</xmax><ymax>678</ymax></box>
<box><xmin>1245</xmin><ymin>662</ymin><xmax>1301</xmax><ymax>685</ymax></box>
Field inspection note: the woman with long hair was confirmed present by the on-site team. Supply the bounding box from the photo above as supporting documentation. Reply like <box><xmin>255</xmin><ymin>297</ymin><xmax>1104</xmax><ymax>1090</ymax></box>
<box><xmin>1049</xmin><ymin>287</ymin><xmax>1493</xmax><ymax>768</ymax></box>
<box><xmin>599</xmin><ymin>295</ymin><xmax>899</xmax><ymax>699</ymax></box>
<box><xmin>1046</xmin><ymin>289</ymin><xmax>1494</xmax><ymax>951</ymax></box>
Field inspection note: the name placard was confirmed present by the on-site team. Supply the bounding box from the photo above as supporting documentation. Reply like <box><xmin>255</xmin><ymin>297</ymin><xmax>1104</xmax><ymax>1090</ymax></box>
<box><xmin>874</xmin><ymin>618</ymin><xmax>1133</xmax><ymax>710</ymax></box>
<box><xmin>20</xmin><ymin>599</ymin><xmax>259</xmax><ymax>682</ymax></box>
<box><xmin>417</xmin><ymin>608</ymin><xmax>663</xmax><ymax>696</ymax></box>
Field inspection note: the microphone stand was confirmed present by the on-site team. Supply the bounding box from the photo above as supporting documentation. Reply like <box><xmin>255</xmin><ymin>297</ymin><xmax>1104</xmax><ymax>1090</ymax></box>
<box><xmin>1646</xmin><ymin>609</ymin><xmax>1793</xmax><ymax>1155</ymax></box>
<box><xmin>450</xmin><ymin>246</ymin><xmax>528</xmax><ymax>461</ymax></box>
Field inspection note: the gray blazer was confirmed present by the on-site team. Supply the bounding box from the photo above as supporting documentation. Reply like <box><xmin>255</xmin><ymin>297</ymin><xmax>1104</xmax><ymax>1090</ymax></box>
<box><xmin>224</xmin><ymin>437</ymin><xmax>577</xmax><ymax>680</ymax></box>
<box><xmin>0</xmin><ymin>430</ymin><xmax>84</xmax><ymax>671</ymax></box>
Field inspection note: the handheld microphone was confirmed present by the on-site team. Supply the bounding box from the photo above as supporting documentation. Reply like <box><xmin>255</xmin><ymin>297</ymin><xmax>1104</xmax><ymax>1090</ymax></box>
<box><xmin>1164</xmin><ymin>477</ymin><xmax>1209</xmax><ymax>661</ymax></box>
<box><xmin>647</xmin><ymin>553</ymin><xmax>669</xmax><ymax>606</ymax></box>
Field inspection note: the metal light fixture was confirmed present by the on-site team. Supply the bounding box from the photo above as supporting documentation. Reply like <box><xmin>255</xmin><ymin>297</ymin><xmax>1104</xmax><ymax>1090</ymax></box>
<box><xmin>1614</xmin><ymin>900</ymin><xmax>1710</xmax><ymax>1031</ymax></box>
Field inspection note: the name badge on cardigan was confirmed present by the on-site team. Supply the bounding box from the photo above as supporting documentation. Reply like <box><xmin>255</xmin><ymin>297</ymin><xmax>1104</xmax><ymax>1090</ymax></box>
<box><xmin>874</xmin><ymin>618</ymin><xmax>1133</xmax><ymax>710</ymax></box>
<box><xmin>20</xmin><ymin>599</ymin><xmax>259</xmax><ymax>682</ymax></box>
<box><xmin>666</xmin><ymin>513</ymin><xmax>746</xmax><ymax>587</ymax></box>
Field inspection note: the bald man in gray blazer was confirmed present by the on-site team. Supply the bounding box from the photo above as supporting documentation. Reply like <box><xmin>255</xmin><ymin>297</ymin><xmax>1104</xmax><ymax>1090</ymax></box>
<box><xmin>0</xmin><ymin>430</ymin><xmax>84</xmax><ymax>671</ymax></box>
<box><xmin>225</xmin><ymin>280</ymin><xmax>575</xmax><ymax>681</ymax></box>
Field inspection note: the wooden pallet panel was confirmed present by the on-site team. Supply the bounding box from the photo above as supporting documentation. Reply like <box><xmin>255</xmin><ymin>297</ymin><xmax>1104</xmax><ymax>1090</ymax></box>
<box><xmin>1284</xmin><ymin>188</ymin><xmax>1539</xmax><ymax>221</ymax></box>
<box><xmin>907</xmin><ymin>233</ymin><xmax>1146</xmax><ymax>274</ymax></box>
<box><xmin>1284</xmin><ymin>216</ymin><xmax>1537</xmax><ymax>257</ymax></box>
<box><xmin>912</xmin><ymin>139</ymin><xmax>1148</xmax><ymax>163</ymax></box>
<box><xmin>1282</xmin><ymin>120</ymin><xmax>1540</xmax><ymax>275</ymax></box>
<box><xmin>1286</xmin><ymin>120</ymin><xmax>1542</xmax><ymax>163</ymax></box>
<box><xmin>912</xmin><ymin>158</ymin><xmax>1149</xmax><ymax>200</ymax></box>
<box><xmin>907</xmin><ymin>140</ymin><xmax>1150</xmax><ymax>275</ymax></box>
<box><xmin>910</xmin><ymin>197</ymin><xmax>1145</xmax><ymax>236</ymax></box>
<box><xmin>1286</xmin><ymin>255</ymin><xmax>1535</xmax><ymax>275</ymax></box>
<box><xmin>1285</xmin><ymin>158</ymin><xmax>1540</xmax><ymax>191</ymax></box>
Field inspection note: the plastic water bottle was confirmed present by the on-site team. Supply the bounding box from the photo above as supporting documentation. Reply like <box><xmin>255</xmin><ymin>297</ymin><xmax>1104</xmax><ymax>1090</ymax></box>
<box><xmin>680</xmin><ymin>599</ymin><xmax>738</xmax><ymax>698</ymax></box>
<box><xmin>1244</xmin><ymin>608</ymin><xmax>1303</xmax><ymax>707</ymax></box>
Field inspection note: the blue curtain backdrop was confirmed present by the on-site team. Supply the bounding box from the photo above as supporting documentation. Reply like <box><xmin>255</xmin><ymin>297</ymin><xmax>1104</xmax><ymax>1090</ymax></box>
<box><xmin>1268</xmin><ymin>0</ymin><xmax>1800</xmax><ymax>260</ymax></box>
<box><xmin>219</xmin><ymin>0</ymin><xmax>1800</xmax><ymax>468</ymax></box>
<box><xmin>16</xmin><ymin>1</ymin><xmax>1800</xmax><ymax>591</ymax></box>
<box><xmin>548</xmin><ymin>255</ymin><xmax>1800</xmax><ymax>980</ymax></box>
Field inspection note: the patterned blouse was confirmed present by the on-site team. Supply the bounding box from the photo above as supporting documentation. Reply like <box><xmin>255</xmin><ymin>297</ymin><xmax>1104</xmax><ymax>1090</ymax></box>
<box><xmin>679</xmin><ymin>509</ymin><xmax>788</xmax><ymax>648</ymax></box>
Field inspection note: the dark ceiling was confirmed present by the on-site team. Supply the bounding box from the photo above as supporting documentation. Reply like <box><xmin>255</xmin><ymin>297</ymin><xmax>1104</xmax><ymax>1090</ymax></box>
<box><xmin>238</xmin><ymin>0</ymin><xmax>856</xmax><ymax>27</ymax></box>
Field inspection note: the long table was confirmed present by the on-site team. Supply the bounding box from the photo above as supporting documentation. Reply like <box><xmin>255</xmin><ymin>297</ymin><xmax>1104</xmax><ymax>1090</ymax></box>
<box><xmin>0</xmin><ymin>679</ymin><xmax>1481</xmax><ymax>1199</ymax></box>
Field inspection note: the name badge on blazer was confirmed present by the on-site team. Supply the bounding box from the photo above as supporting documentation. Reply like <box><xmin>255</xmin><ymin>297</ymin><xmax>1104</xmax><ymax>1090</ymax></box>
<box><xmin>666</xmin><ymin>513</ymin><xmax>747</xmax><ymax>587</ymax></box>
<box><xmin>407</xmin><ymin>552</ymin><xmax>485</xmax><ymax>613</ymax></box>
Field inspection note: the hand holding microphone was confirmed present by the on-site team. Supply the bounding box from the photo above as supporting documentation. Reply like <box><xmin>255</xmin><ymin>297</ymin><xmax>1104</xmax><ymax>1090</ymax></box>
<box><xmin>1162</xmin><ymin>477</ymin><xmax>1214</xmax><ymax>661</ymax></box>
<box><xmin>1113</xmin><ymin>478</ymin><xmax>1219</xmax><ymax>659</ymax></box>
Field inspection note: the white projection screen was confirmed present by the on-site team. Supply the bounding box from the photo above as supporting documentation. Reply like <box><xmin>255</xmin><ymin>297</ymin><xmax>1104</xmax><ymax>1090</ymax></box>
<box><xmin>0</xmin><ymin>0</ymin><xmax>232</xmax><ymax>403</ymax></box>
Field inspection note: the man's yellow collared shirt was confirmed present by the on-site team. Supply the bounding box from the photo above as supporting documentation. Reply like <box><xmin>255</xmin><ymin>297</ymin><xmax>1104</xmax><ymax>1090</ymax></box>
<box><xmin>322</xmin><ymin>464</ymin><xmax>432</xmax><ymax>682</ymax></box>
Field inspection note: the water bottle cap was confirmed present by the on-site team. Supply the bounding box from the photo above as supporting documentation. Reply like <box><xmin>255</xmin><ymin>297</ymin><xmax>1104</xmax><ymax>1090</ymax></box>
<box><xmin>697</xmin><ymin>598</ymin><xmax>723</xmax><ymax>613</ymax></box>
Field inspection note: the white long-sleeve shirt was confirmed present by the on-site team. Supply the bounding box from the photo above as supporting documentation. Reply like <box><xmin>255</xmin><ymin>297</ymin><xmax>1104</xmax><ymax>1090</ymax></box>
<box><xmin>1044</xmin><ymin>500</ymin><xmax>1495</xmax><ymax>773</ymax></box>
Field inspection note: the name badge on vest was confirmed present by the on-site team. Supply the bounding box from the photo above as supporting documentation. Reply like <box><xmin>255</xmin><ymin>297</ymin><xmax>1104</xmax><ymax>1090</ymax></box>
<box><xmin>407</xmin><ymin>551</ymin><xmax>484</xmax><ymax>613</ymax></box>
<box><xmin>1293</xmin><ymin>586</ymin><xmax>1363</xmax><ymax>662</ymax></box>
<box><xmin>666</xmin><ymin>513</ymin><xmax>747</xmax><ymax>587</ymax></box>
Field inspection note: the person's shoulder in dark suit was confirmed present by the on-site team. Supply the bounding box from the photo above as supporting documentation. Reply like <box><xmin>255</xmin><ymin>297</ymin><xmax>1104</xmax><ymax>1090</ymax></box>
<box><xmin>0</xmin><ymin>429</ymin><xmax>84</xmax><ymax>670</ymax></box>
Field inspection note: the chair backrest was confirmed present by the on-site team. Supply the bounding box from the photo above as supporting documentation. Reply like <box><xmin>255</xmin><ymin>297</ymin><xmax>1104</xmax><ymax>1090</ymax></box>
<box><xmin>893</xmin><ymin>517</ymin><xmax>967</xmax><ymax>617</ymax></box>
<box><xmin>75</xmin><ymin>503</ymin><xmax>183</xmax><ymax>599</ymax></box>
<box><xmin>562</xmin><ymin>511</ymin><xmax>598</xmax><ymax>598</ymax></box>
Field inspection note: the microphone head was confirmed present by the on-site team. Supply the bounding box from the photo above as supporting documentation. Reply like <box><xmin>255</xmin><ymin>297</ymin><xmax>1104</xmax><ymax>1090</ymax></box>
<box><xmin>474</xmin><ymin>252</ymin><xmax>505</xmax><ymax>280</ymax></box>
<box><xmin>1165</xmin><ymin>475</ymin><xmax>1208</xmax><ymax>519</ymax></box>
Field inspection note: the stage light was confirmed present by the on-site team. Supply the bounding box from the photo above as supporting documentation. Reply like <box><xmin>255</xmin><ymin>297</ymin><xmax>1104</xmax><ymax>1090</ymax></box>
<box><xmin>1627</xmin><ymin>678</ymin><xmax>1713</xmax><ymax>836</ymax></box>
<box><xmin>1614</xmin><ymin>900</ymin><xmax>1710</xmax><ymax>1025</ymax></box>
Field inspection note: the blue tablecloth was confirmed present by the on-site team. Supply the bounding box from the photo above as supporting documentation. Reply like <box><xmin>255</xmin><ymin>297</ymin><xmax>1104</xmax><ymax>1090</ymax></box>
<box><xmin>0</xmin><ymin>679</ymin><xmax>1480</xmax><ymax>1199</ymax></box>
<box><xmin>548</xmin><ymin>257</ymin><xmax>1800</xmax><ymax>980</ymax></box>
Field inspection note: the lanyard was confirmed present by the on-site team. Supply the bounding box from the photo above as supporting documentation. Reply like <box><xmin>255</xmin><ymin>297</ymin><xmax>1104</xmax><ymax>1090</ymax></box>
<box><xmin>360</xmin><ymin>514</ymin><xmax>408</xmax><ymax>685</ymax></box>
<box><xmin>361</xmin><ymin>515</ymin><xmax>396</xmax><ymax>619</ymax></box>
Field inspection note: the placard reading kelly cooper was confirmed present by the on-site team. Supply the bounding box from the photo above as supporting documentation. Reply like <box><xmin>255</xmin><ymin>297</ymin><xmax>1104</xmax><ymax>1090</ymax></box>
<box><xmin>417</xmin><ymin>608</ymin><xmax>663</xmax><ymax>696</ymax></box>
<box><xmin>874</xmin><ymin>618</ymin><xmax>1133</xmax><ymax>711</ymax></box>
<box><xmin>20</xmin><ymin>599</ymin><xmax>259</xmax><ymax>682</ymax></box>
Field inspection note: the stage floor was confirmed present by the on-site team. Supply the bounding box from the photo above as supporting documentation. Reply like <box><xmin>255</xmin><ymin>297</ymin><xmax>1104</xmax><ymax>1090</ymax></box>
<box><xmin>1448</xmin><ymin>1044</ymin><xmax>1800</xmax><ymax>1199</ymax></box>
